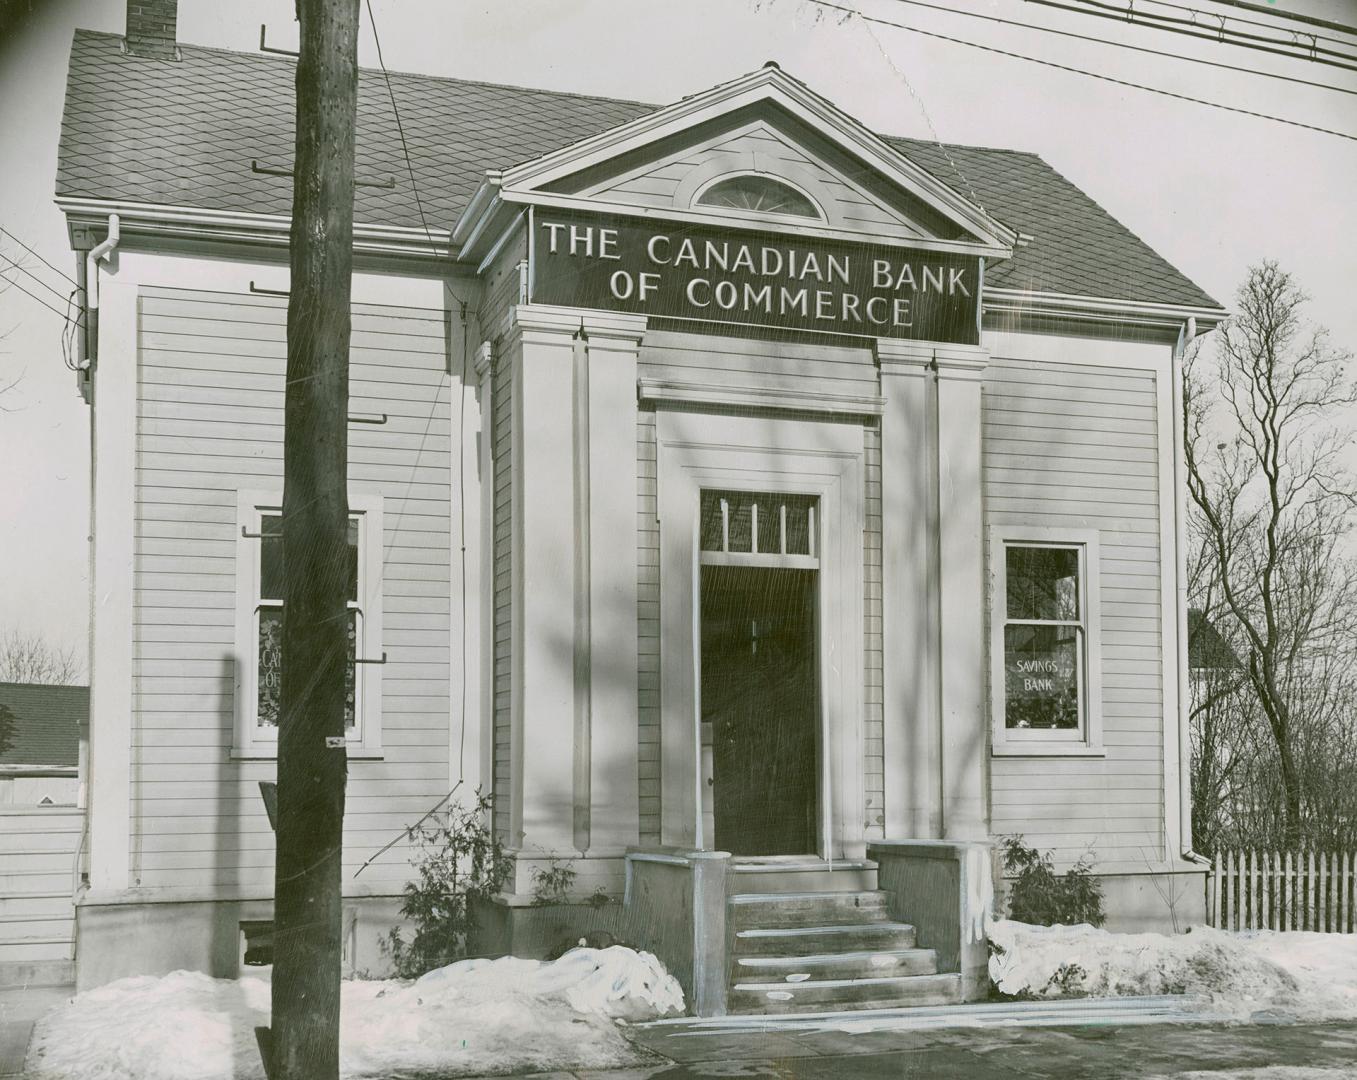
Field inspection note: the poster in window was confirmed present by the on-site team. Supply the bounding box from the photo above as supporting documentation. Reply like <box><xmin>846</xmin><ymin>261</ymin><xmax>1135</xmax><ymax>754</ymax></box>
<box><xmin>256</xmin><ymin>607</ymin><xmax>358</xmax><ymax>732</ymax></box>
<box><xmin>1004</xmin><ymin>623</ymin><xmax>1079</xmax><ymax>729</ymax></box>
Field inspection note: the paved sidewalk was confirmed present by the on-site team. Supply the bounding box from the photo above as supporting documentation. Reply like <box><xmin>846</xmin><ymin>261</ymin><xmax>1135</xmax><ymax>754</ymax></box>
<box><xmin>463</xmin><ymin>1019</ymin><xmax>1357</xmax><ymax>1080</ymax></box>
<box><xmin>0</xmin><ymin>984</ymin><xmax>72</xmax><ymax>1078</ymax></box>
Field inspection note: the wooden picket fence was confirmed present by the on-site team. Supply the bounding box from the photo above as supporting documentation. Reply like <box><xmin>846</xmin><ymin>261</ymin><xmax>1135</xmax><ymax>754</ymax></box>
<box><xmin>1207</xmin><ymin>850</ymin><xmax>1357</xmax><ymax>932</ymax></box>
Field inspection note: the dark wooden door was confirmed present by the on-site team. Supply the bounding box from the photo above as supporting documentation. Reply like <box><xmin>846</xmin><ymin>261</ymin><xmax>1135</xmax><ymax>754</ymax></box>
<box><xmin>700</xmin><ymin>565</ymin><xmax>818</xmax><ymax>855</ymax></box>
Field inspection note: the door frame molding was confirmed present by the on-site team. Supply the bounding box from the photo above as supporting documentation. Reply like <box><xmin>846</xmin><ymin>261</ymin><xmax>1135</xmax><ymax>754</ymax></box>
<box><xmin>656</xmin><ymin>409</ymin><xmax>866</xmax><ymax>859</ymax></box>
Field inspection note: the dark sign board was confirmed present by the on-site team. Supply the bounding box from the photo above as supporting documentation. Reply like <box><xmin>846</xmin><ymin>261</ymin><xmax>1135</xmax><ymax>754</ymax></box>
<box><xmin>530</xmin><ymin>209</ymin><xmax>981</xmax><ymax>344</ymax></box>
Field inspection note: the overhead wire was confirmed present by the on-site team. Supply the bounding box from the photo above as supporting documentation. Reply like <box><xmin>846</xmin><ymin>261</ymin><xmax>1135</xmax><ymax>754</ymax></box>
<box><xmin>863</xmin><ymin>0</ymin><xmax>1357</xmax><ymax>93</ymax></box>
<box><xmin>1024</xmin><ymin>0</ymin><xmax>1357</xmax><ymax>73</ymax></box>
<box><xmin>0</xmin><ymin>258</ymin><xmax>79</xmax><ymax>321</ymax></box>
<box><xmin>0</xmin><ymin>226</ymin><xmax>79</xmax><ymax>289</ymax></box>
<box><xmin>803</xmin><ymin>0</ymin><xmax>1357</xmax><ymax>143</ymax></box>
<box><xmin>1201</xmin><ymin>0</ymin><xmax>1357</xmax><ymax>37</ymax></box>
<box><xmin>1145</xmin><ymin>0</ymin><xmax>1357</xmax><ymax>48</ymax></box>
<box><xmin>0</xmin><ymin>251</ymin><xmax>76</xmax><ymax>306</ymax></box>
<box><xmin>355</xmin><ymin>0</ymin><xmax>479</xmax><ymax>874</ymax></box>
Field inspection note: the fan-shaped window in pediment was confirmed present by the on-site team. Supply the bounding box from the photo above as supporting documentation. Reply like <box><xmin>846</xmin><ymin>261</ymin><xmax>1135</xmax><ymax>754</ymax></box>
<box><xmin>695</xmin><ymin>174</ymin><xmax>821</xmax><ymax>219</ymax></box>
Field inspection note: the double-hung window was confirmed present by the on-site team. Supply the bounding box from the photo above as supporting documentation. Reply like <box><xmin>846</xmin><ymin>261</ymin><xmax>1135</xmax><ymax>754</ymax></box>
<box><xmin>234</xmin><ymin>491</ymin><xmax>384</xmax><ymax>758</ymax></box>
<box><xmin>990</xmin><ymin>529</ymin><xmax>1102</xmax><ymax>755</ymax></box>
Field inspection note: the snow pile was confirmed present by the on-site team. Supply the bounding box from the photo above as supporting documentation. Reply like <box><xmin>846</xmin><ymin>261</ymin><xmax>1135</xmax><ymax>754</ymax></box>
<box><xmin>25</xmin><ymin>946</ymin><xmax>683</xmax><ymax>1080</ymax></box>
<box><xmin>989</xmin><ymin>919</ymin><xmax>1357</xmax><ymax>1022</ymax></box>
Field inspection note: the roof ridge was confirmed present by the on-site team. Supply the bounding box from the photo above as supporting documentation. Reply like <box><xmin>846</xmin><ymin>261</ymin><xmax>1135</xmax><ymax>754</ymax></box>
<box><xmin>73</xmin><ymin>26</ymin><xmax>660</xmax><ymax>112</ymax></box>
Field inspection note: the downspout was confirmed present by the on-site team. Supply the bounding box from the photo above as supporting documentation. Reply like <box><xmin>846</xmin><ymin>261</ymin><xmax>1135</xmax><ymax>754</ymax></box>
<box><xmin>80</xmin><ymin>213</ymin><xmax>120</xmax><ymax>891</ymax></box>
<box><xmin>84</xmin><ymin>214</ymin><xmax>121</xmax><ymax>376</ymax></box>
<box><xmin>1172</xmin><ymin>316</ymin><xmax>1209</xmax><ymax>867</ymax></box>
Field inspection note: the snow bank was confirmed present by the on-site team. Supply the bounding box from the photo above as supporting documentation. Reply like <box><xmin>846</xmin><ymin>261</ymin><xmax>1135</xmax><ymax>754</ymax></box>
<box><xmin>989</xmin><ymin>919</ymin><xmax>1357</xmax><ymax>1022</ymax></box>
<box><xmin>25</xmin><ymin>946</ymin><xmax>683</xmax><ymax>1080</ymax></box>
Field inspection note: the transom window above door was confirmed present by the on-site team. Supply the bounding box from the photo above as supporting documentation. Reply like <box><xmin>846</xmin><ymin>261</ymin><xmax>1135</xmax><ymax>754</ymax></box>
<box><xmin>699</xmin><ymin>489</ymin><xmax>819</xmax><ymax>568</ymax></box>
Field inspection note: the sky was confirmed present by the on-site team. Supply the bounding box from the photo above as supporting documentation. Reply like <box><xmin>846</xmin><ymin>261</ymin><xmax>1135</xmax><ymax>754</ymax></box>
<box><xmin>0</xmin><ymin>0</ymin><xmax>1354</xmax><ymax>669</ymax></box>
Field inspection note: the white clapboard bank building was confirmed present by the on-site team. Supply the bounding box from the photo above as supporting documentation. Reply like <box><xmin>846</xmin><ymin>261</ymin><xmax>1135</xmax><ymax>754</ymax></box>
<box><xmin>53</xmin><ymin>1</ymin><xmax>1227</xmax><ymax>1012</ymax></box>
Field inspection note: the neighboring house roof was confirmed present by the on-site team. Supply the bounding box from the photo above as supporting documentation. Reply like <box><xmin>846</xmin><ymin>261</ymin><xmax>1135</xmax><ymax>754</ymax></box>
<box><xmin>1188</xmin><ymin>610</ymin><xmax>1243</xmax><ymax>672</ymax></box>
<box><xmin>0</xmin><ymin>682</ymin><xmax>85</xmax><ymax>768</ymax></box>
<box><xmin>57</xmin><ymin>30</ymin><xmax>1221</xmax><ymax>311</ymax></box>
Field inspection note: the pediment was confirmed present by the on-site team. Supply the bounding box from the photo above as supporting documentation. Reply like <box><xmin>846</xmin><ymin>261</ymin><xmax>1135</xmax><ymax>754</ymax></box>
<box><xmin>453</xmin><ymin>65</ymin><xmax>1015</xmax><ymax>263</ymax></box>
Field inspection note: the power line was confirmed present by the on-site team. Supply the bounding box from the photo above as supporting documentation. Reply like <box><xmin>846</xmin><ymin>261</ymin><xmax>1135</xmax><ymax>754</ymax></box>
<box><xmin>868</xmin><ymin>0</ymin><xmax>1357</xmax><ymax>93</ymax></box>
<box><xmin>0</xmin><ymin>260</ymin><xmax>76</xmax><ymax>321</ymax></box>
<box><xmin>1148</xmin><ymin>0</ymin><xmax>1357</xmax><ymax>49</ymax></box>
<box><xmin>363</xmin><ymin>0</ymin><xmax>455</xmax><ymax>269</ymax></box>
<box><xmin>0</xmin><ymin>251</ymin><xmax>75</xmax><ymax>306</ymax></box>
<box><xmin>1203</xmin><ymin>0</ymin><xmax>1357</xmax><ymax>37</ymax></box>
<box><xmin>358</xmin><ymin>0</ymin><xmax>479</xmax><ymax>868</ymax></box>
<box><xmin>1026</xmin><ymin>0</ymin><xmax>1357</xmax><ymax>74</ymax></box>
<box><xmin>805</xmin><ymin>0</ymin><xmax>1357</xmax><ymax>142</ymax></box>
<box><xmin>0</xmin><ymin>226</ymin><xmax>79</xmax><ymax>289</ymax></box>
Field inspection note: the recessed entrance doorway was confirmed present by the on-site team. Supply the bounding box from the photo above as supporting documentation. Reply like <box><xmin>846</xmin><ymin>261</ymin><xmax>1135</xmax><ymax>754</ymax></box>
<box><xmin>698</xmin><ymin>491</ymin><xmax>820</xmax><ymax>856</ymax></box>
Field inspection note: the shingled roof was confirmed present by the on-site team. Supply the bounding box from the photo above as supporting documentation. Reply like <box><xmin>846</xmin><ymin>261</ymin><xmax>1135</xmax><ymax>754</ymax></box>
<box><xmin>0</xmin><ymin>682</ymin><xmax>85</xmax><ymax>768</ymax></box>
<box><xmin>57</xmin><ymin>29</ymin><xmax>1220</xmax><ymax>310</ymax></box>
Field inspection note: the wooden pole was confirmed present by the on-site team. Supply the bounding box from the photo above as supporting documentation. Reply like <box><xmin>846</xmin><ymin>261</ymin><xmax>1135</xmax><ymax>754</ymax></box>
<box><xmin>270</xmin><ymin>0</ymin><xmax>360</xmax><ymax>1077</ymax></box>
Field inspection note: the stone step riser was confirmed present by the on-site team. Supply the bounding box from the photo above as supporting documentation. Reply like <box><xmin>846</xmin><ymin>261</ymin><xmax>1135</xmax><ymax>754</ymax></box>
<box><xmin>732</xmin><ymin>924</ymin><xmax>917</xmax><ymax>956</ymax></box>
<box><xmin>732</xmin><ymin>948</ymin><xmax>938</xmax><ymax>984</ymax></box>
<box><xmin>729</xmin><ymin>892</ymin><xmax>888</xmax><ymax>930</ymax></box>
<box><xmin>728</xmin><ymin>973</ymin><xmax>963</xmax><ymax>1014</ymax></box>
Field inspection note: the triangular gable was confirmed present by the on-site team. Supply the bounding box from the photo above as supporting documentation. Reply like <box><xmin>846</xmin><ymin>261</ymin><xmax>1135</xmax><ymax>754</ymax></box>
<box><xmin>454</xmin><ymin>64</ymin><xmax>1016</xmax><ymax>263</ymax></box>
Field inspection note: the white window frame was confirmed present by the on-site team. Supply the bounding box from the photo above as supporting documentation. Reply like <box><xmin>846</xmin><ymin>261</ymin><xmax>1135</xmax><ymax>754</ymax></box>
<box><xmin>233</xmin><ymin>490</ymin><xmax>384</xmax><ymax>759</ymax></box>
<box><xmin>989</xmin><ymin>526</ymin><xmax>1103</xmax><ymax>757</ymax></box>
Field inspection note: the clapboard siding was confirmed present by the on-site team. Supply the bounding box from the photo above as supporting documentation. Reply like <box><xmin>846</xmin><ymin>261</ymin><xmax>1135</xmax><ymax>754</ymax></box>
<box><xmin>983</xmin><ymin>356</ymin><xmax>1167</xmax><ymax>871</ymax></box>
<box><xmin>131</xmin><ymin>286</ymin><xmax>453</xmax><ymax>890</ymax></box>
<box><xmin>0</xmin><ymin>808</ymin><xmax>80</xmax><ymax>964</ymax></box>
<box><xmin>637</xmin><ymin>409</ymin><xmax>661</xmax><ymax>845</ymax></box>
<box><xmin>594</xmin><ymin>123</ymin><xmax>906</xmax><ymax>232</ymax></box>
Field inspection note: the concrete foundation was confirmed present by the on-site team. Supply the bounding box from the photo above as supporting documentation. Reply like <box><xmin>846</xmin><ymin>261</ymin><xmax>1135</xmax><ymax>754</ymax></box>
<box><xmin>74</xmin><ymin>890</ymin><xmax>406</xmax><ymax>991</ymax></box>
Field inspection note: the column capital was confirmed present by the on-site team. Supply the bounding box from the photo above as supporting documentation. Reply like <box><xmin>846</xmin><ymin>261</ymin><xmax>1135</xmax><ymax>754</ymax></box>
<box><xmin>875</xmin><ymin>338</ymin><xmax>990</xmax><ymax>380</ymax></box>
<box><xmin>501</xmin><ymin>304</ymin><xmax>648</xmax><ymax>350</ymax></box>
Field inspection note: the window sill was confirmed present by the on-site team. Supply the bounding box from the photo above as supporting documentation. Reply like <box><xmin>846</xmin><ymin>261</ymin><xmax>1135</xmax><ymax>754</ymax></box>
<box><xmin>991</xmin><ymin>743</ymin><xmax>1106</xmax><ymax>758</ymax></box>
<box><xmin>229</xmin><ymin>747</ymin><xmax>385</xmax><ymax>762</ymax></box>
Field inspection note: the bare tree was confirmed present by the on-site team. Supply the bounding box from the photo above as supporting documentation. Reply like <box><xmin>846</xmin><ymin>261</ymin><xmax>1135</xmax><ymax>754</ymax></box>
<box><xmin>0</xmin><ymin>628</ymin><xmax>82</xmax><ymax>685</ymax></box>
<box><xmin>1185</xmin><ymin>260</ymin><xmax>1357</xmax><ymax>849</ymax></box>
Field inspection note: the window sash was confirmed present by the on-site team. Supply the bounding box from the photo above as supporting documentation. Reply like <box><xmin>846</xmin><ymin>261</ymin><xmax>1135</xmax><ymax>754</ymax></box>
<box><xmin>1000</xmin><ymin>541</ymin><xmax>1088</xmax><ymax>739</ymax></box>
<box><xmin>249</xmin><ymin>506</ymin><xmax>368</xmax><ymax>743</ymax></box>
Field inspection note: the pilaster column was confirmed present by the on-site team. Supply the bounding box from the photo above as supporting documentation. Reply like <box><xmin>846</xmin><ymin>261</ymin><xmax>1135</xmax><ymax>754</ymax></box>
<box><xmin>499</xmin><ymin>305</ymin><xmax>645</xmax><ymax>872</ymax></box>
<box><xmin>933</xmin><ymin>345</ymin><xmax>990</xmax><ymax>841</ymax></box>
<box><xmin>469</xmin><ymin>340</ymin><xmax>495</xmax><ymax>810</ymax></box>
<box><xmin>876</xmin><ymin>341</ymin><xmax>940</xmax><ymax>839</ymax></box>
<box><xmin>581</xmin><ymin>314</ymin><xmax>646</xmax><ymax>856</ymax></box>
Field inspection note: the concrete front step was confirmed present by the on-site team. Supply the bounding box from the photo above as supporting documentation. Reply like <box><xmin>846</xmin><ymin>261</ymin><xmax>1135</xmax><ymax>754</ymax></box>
<box><xmin>733</xmin><ymin>947</ymin><xmax>938</xmax><ymax>983</ymax></box>
<box><xmin>726</xmin><ymin>859</ymin><xmax>878</xmax><ymax>895</ymax></box>
<box><xmin>732</xmin><ymin>920</ymin><xmax>917</xmax><ymax>956</ymax></box>
<box><xmin>729</xmin><ymin>891</ymin><xmax>888</xmax><ymax>930</ymax></box>
<box><xmin>729</xmin><ymin>972</ymin><xmax>963</xmax><ymax>1014</ymax></box>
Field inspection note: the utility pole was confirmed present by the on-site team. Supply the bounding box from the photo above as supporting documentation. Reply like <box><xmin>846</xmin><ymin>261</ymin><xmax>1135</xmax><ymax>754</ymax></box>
<box><xmin>270</xmin><ymin>0</ymin><xmax>360</xmax><ymax>1076</ymax></box>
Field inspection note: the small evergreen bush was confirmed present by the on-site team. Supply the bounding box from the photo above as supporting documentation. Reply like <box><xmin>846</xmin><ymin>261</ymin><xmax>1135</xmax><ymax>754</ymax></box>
<box><xmin>1001</xmin><ymin>834</ymin><xmax>1105</xmax><ymax>927</ymax></box>
<box><xmin>382</xmin><ymin>791</ymin><xmax>510</xmax><ymax>979</ymax></box>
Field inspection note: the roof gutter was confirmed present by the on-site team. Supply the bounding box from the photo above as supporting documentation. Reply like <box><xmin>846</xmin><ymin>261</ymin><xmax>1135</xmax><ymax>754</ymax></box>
<box><xmin>58</xmin><ymin>197</ymin><xmax>456</xmax><ymax>262</ymax></box>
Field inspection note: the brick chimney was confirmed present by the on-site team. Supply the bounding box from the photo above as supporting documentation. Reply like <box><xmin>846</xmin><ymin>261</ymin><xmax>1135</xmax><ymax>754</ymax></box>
<box><xmin>125</xmin><ymin>0</ymin><xmax>178</xmax><ymax>59</ymax></box>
